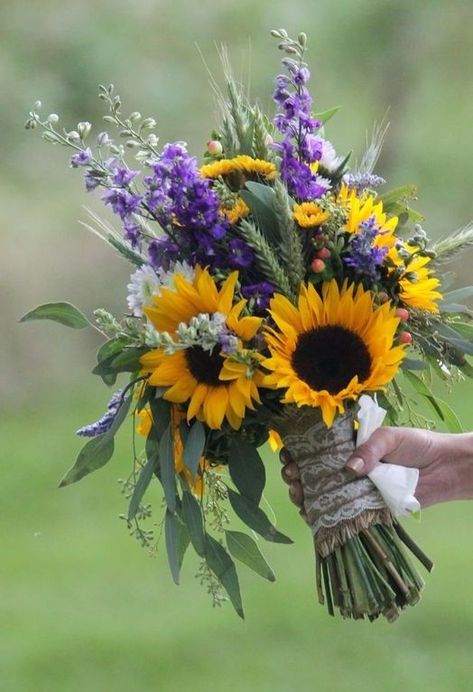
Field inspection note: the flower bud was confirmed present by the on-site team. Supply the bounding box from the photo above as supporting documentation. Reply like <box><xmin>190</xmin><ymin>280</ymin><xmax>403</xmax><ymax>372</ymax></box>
<box><xmin>396</xmin><ymin>308</ymin><xmax>410</xmax><ymax>322</ymax></box>
<box><xmin>77</xmin><ymin>121</ymin><xmax>92</xmax><ymax>138</ymax></box>
<box><xmin>399</xmin><ymin>331</ymin><xmax>413</xmax><ymax>345</ymax></box>
<box><xmin>310</xmin><ymin>258</ymin><xmax>326</xmax><ymax>273</ymax></box>
<box><xmin>47</xmin><ymin>113</ymin><xmax>59</xmax><ymax>124</ymax></box>
<box><xmin>378</xmin><ymin>292</ymin><xmax>390</xmax><ymax>303</ymax></box>
<box><xmin>141</xmin><ymin>118</ymin><xmax>157</xmax><ymax>130</ymax></box>
<box><xmin>207</xmin><ymin>139</ymin><xmax>223</xmax><ymax>156</ymax></box>
<box><xmin>34</xmin><ymin>100</ymin><xmax>42</xmax><ymax>110</ymax></box>
<box><xmin>129</xmin><ymin>111</ymin><xmax>141</xmax><ymax>122</ymax></box>
<box><xmin>66</xmin><ymin>130</ymin><xmax>80</xmax><ymax>142</ymax></box>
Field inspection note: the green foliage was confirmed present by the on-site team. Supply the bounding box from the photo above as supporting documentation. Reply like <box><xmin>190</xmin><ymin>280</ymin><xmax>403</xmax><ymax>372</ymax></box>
<box><xmin>20</xmin><ymin>302</ymin><xmax>90</xmax><ymax>329</ymax></box>
<box><xmin>59</xmin><ymin>393</ymin><xmax>132</xmax><ymax>486</ymax></box>
<box><xmin>228</xmin><ymin>436</ymin><xmax>265</xmax><ymax>505</ymax></box>
<box><xmin>225</xmin><ymin>530</ymin><xmax>276</xmax><ymax>582</ymax></box>
<box><xmin>227</xmin><ymin>487</ymin><xmax>293</xmax><ymax>544</ymax></box>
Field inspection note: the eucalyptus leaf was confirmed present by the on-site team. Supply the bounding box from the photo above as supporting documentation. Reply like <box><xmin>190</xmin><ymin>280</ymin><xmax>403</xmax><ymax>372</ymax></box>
<box><xmin>403</xmin><ymin>371</ymin><xmax>446</xmax><ymax>423</ymax></box>
<box><xmin>228</xmin><ymin>437</ymin><xmax>266</xmax><ymax>505</ymax></box>
<box><xmin>441</xmin><ymin>287</ymin><xmax>473</xmax><ymax>304</ymax></box>
<box><xmin>205</xmin><ymin>534</ymin><xmax>244</xmax><ymax>619</ymax></box>
<box><xmin>400</xmin><ymin>358</ymin><xmax>428</xmax><ymax>371</ymax></box>
<box><xmin>433</xmin><ymin>398</ymin><xmax>463</xmax><ymax>433</ymax></box>
<box><xmin>181</xmin><ymin>491</ymin><xmax>205</xmax><ymax>557</ymax></box>
<box><xmin>149</xmin><ymin>397</ymin><xmax>171</xmax><ymax>440</ymax></box>
<box><xmin>20</xmin><ymin>302</ymin><xmax>89</xmax><ymax>329</ymax></box>
<box><xmin>165</xmin><ymin>510</ymin><xmax>189</xmax><ymax>585</ymax></box>
<box><xmin>225</xmin><ymin>530</ymin><xmax>276</xmax><ymax>582</ymax></box>
<box><xmin>227</xmin><ymin>488</ymin><xmax>293</xmax><ymax>544</ymax></box>
<box><xmin>159</xmin><ymin>425</ymin><xmax>177</xmax><ymax>512</ymax></box>
<box><xmin>127</xmin><ymin>452</ymin><xmax>158</xmax><ymax>521</ymax></box>
<box><xmin>59</xmin><ymin>394</ymin><xmax>132</xmax><ymax>486</ymax></box>
<box><xmin>240</xmin><ymin>182</ymin><xmax>281</xmax><ymax>245</ymax></box>
<box><xmin>182</xmin><ymin>420</ymin><xmax>206</xmax><ymax>478</ymax></box>
<box><xmin>59</xmin><ymin>436</ymin><xmax>115</xmax><ymax>487</ymax></box>
<box><xmin>111</xmin><ymin>347</ymin><xmax>148</xmax><ymax>370</ymax></box>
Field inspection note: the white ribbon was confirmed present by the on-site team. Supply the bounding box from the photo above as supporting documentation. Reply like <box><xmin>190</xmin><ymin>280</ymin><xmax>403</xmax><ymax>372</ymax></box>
<box><xmin>356</xmin><ymin>395</ymin><xmax>420</xmax><ymax>517</ymax></box>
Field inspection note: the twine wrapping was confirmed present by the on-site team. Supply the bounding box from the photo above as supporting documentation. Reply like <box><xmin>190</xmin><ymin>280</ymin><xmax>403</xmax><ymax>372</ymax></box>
<box><xmin>272</xmin><ymin>405</ymin><xmax>392</xmax><ymax>558</ymax></box>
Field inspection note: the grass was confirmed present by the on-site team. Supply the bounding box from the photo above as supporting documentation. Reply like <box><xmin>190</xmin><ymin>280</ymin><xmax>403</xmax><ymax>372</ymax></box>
<box><xmin>2</xmin><ymin>385</ymin><xmax>473</xmax><ymax>692</ymax></box>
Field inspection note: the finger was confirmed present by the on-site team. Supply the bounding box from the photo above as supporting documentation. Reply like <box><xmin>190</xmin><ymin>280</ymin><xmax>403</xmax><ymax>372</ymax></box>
<box><xmin>345</xmin><ymin>427</ymin><xmax>401</xmax><ymax>476</ymax></box>
<box><xmin>281</xmin><ymin>462</ymin><xmax>300</xmax><ymax>486</ymax></box>
<box><xmin>279</xmin><ymin>447</ymin><xmax>293</xmax><ymax>465</ymax></box>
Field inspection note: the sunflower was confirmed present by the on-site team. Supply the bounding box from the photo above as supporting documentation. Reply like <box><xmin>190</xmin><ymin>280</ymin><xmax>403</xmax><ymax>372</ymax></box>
<box><xmin>263</xmin><ymin>280</ymin><xmax>406</xmax><ymax>427</ymax></box>
<box><xmin>140</xmin><ymin>267</ymin><xmax>264</xmax><ymax>430</ymax></box>
<box><xmin>338</xmin><ymin>184</ymin><xmax>398</xmax><ymax>252</ymax></box>
<box><xmin>200</xmin><ymin>155</ymin><xmax>277</xmax><ymax>181</ymax></box>
<box><xmin>388</xmin><ymin>244</ymin><xmax>442</xmax><ymax>312</ymax></box>
<box><xmin>293</xmin><ymin>202</ymin><xmax>330</xmax><ymax>228</ymax></box>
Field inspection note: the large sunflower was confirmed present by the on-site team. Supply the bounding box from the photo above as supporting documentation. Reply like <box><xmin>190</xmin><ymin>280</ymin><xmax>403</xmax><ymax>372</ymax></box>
<box><xmin>263</xmin><ymin>280</ymin><xmax>406</xmax><ymax>427</ymax></box>
<box><xmin>140</xmin><ymin>267</ymin><xmax>264</xmax><ymax>430</ymax></box>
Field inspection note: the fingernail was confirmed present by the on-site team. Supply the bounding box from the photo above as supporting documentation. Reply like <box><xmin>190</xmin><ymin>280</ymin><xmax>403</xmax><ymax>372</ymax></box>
<box><xmin>346</xmin><ymin>457</ymin><xmax>365</xmax><ymax>474</ymax></box>
<box><xmin>285</xmin><ymin>465</ymin><xmax>294</xmax><ymax>480</ymax></box>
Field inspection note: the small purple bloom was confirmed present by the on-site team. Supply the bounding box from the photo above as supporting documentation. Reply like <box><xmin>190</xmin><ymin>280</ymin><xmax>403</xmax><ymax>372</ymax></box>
<box><xmin>84</xmin><ymin>172</ymin><xmax>102</xmax><ymax>191</ymax></box>
<box><xmin>112</xmin><ymin>167</ymin><xmax>140</xmax><ymax>187</ymax></box>
<box><xmin>241</xmin><ymin>281</ymin><xmax>275</xmax><ymax>312</ymax></box>
<box><xmin>77</xmin><ymin>390</ymin><xmax>123</xmax><ymax>438</ymax></box>
<box><xmin>70</xmin><ymin>148</ymin><xmax>93</xmax><ymax>168</ymax></box>
<box><xmin>343</xmin><ymin>172</ymin><xmax>386</xmax><ymax>192</ymax></box>
<box><xmin>228</xmin><ymin>239</ymin><xmax>254</xmax><ymax>269</ymax></box>
<box><xmin>343</xmin><ymin>216</ymin><xmax>388</xmax><ymax>281</ymax></box>
<box><xmin>102</xmin><ymin>188</ymin><xmax>142</xmax><ymax>220</ymax></box>
<box><xmin>148</xmin><ymin>236</ymin><xmax>179</xmax><ymax>271</ymax></box>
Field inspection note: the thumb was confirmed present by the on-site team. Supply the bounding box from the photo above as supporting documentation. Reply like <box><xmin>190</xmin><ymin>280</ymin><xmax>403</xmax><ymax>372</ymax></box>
<box><xmin>345</xmin><ymin>427</ymin><xmax>399</xmax><ymax>476</ymax></box>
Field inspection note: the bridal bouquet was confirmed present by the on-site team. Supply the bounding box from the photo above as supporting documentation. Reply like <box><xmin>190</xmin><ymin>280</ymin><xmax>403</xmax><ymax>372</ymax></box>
<box><xmin>24</xmin><ymin>29</ymin><xmax>473</xmax><ymax>621</ymax></box>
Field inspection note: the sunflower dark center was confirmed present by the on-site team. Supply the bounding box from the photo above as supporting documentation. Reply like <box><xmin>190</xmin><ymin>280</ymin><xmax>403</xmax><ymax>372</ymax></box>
<box><xmin>186</xmin><ymin>346</ymin><xmax>225</xmax><ymax>387</ymax></box>
<box><xmin>291</xmin><ymin>325</ymin><xmax>372</xmax><ymax>394</ymax></box>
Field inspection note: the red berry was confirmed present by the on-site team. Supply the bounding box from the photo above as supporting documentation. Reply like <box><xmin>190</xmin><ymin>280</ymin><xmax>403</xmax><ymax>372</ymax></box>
<box><xmin>316</xmin><ymin>247</ymin><xmax>331</xmax><ymax>260</ymax></box>
<box><xmin>207</xmin><ymin>140</ymin><xmax>223</xmax><ymax>156</ymax></box>
<box><xmin>310</xmin><ymin>258</ymin><xmax>326</xmax><ymax>273</ymax></box>
<box><xmin>396</xmin><ymin>308</ymin><xmax>410</xmax><ymax>321</ymax></box>
<box><xmin>399</xmin><ymin>331</ymin><xmax>413</xmax><ymax>345</ymax></box>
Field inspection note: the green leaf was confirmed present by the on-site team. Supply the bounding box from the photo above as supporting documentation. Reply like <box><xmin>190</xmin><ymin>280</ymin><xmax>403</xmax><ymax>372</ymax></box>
<box><xmin>225</xmin><ymin>530</ymin><xmax>276</xmax><ymax>582</ymax></box>
<box><xmin>403</xmin><ymin>370</ymin><xmax>453</xmax><ymax>425</ymax></box>
<box><xmin>205</xmin><ymin>534</ymin><xmax>244</xmax><ymax>619</ymax></box>
<box><xmin>149</xmin><ymin>397</ymin><xmax>171</xmax><ymax>440</ymax></box>
<box><xmin>20</xmin><ymin>302</ymin><xmax>89</xmax><ymax>329</ymax></box>
<box><xmin>313</xmin><ymin>106</ymin><xmax>341</xmax><ymax>124</ymax></box>
<box><xmin>165</xmin><ymin>510</ymin><xmax>189</xmax><ymax>585</ymax></box>
<box><xmin>228</xmin><ymin>437</ymin><xmax>265</xmax><ymax>506</ymax></box>
<box><xmin>127</xmin><ymin>452</ymin><xmax>158</xmax><ymax>521</ymax></box>
<box><xmin>159</xmin><ymin>425</ymin><xmax>177</xmax><ymax>512</ymax></box>
<box><xmin>401</xmin><ymin>358</ymin><xmax>428</xmax><ymax>371</ymax></box>
<box><xmin>59</xmin><ymin>436</ymin><xmax>115</xmax><ymax>487</ymax></box>
<box><xmin>240</xmin><ymin>182</ymin><xmax>281</xmax><ymax>245</ymax></box>
<box><xmin>181</xmin><ymin>491</ymin><xmax>205</xmax><ymax>557</ymax></box>
<box><xmin>433</xmin><ymin>398</ymin><xmax>463</xmax><ymax>433</ymax></box>
<box><xmin>111</xmin><ymin>347</ymin><xmax>148</xmax><ymax>371</ymax></box>
<box><xmin>227</xmin><ymin>488</ymin><xmax>293</xmax><ymax>544</ymax></box>
<box><xmin>441</xmin><ymin>287</ymin><xmax>473</xmax><ymax>304</ymax></box>
<box><xmin>59</xmin><ymin>394</ymin><xmax>132</xmax><ymax>486</ymax></box>
<box><xmin>96</xmin><ymin>337</ymin><xmax>130</xmax><ymax>363</ymax></box>
<box><xmin>182</xmin><ymin>420</ymin><xmax>206</xmax><ymax>478</ymax></box>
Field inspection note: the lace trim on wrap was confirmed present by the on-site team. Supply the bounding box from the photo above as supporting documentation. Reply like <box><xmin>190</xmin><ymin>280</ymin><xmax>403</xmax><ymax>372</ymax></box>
<box><xmin>272</xmin><ymin>406</ymin><xmax>391</xmax><ymax>557</ymax></box>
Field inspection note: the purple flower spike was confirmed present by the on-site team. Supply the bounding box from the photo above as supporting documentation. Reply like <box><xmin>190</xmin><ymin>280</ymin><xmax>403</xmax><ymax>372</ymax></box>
<box><xmin>77</xmin><ymin>390</ymin><xmax>123</xmax><ymax>437</ymax></box>
<box><xmin>70</xmin><ymin>148</ymin><xmax>93</xmax><ymax>168</ymax></box>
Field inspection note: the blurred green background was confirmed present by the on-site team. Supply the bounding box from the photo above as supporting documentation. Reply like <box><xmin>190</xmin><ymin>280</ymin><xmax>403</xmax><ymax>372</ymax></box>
<box><xmin>3</xmin><ymin>1</ymin><xmax>473</xmax><ymax>690</ymax></box>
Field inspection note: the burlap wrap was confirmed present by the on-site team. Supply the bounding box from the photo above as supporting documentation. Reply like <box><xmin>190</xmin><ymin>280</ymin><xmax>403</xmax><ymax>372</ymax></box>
<box><xmin>272</xmin><ymin>405</ymin><xmax>392</xmax><ymax>557</ymax></box>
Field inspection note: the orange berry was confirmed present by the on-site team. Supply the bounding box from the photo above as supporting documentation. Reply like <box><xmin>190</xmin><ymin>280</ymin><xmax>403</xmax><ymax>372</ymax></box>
<box><xmin>310</xmin><ymin>258</ymin><xmax>326</xmax><ymax>273</ymax></box>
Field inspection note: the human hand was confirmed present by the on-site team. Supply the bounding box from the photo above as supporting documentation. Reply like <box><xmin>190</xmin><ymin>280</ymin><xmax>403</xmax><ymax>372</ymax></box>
<box><xmin>281</xmin><ymin>427</ymin><xmax>473</xmax><ymax>510</ymax></box>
